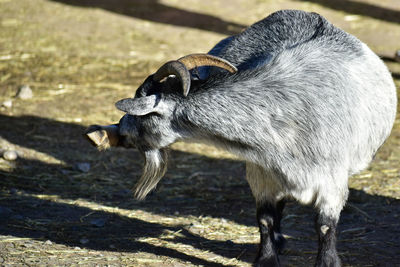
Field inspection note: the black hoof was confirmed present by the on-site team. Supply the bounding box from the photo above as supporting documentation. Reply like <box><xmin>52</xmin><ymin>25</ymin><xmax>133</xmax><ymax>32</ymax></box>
<box><xmin>315</xmin><ymin>253</ymin><xmax>341</xmax><ymax>267</ymax></box>
<box><xmin>254</xmin><ymin>256</ymin><xmax>280</xmax><ymax>267</ymax></box>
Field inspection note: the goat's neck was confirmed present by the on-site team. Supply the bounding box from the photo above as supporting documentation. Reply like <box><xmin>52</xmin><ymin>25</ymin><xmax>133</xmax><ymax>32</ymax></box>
<box><xmin>177</xmin><ymin>87</ymin><xmax>269</xmax><ymax>155</ymax></box>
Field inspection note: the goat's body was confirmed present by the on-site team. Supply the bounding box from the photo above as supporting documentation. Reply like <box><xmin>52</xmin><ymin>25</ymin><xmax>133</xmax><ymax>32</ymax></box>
<box><xmin>181</xmin><ymin>11</ymin><xmax>396</xmax><ymax>215</ymax></box>
<box><xmin>111</xmin><ymin>10</ymin><xmax>397</xmax><ymax>266</ymax></box>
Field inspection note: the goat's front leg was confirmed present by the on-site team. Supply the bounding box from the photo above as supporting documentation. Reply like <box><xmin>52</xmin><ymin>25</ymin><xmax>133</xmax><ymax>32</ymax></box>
<box><xmin>246</xmin><ymin>162</ymin><xmax>284</xmax><ymax>267</ymax></box>
<box><xmin>254</xmin><ymin>201</ymin><xmax>281</xmax><ymax>267</ymax></box>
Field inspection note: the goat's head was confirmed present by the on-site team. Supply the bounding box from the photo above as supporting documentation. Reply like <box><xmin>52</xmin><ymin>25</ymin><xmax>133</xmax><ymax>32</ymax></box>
<box><xmin>115</xmin><ymin>54</ymin><xmax>237</xmax><ymax>148</ymax></box>
<box><xmin>85</xmin><ymin>54</ymin><xmax>237</xmax><ymax>199</ymax></box>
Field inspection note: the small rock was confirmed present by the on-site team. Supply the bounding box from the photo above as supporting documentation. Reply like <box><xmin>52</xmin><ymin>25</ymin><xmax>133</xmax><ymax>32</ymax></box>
<box><xmin>16</xmin><ymin>85</ymin><xmax>33</xmax><ymax>99</ymax></box>
<box><xmin>24</xmin><ymin>71</ymin><xmax>32</xmax><ymax>77</ymax></box>
<box><xmin>114</xmin><ymin>189</ymin><xmax>131</xmax><ymax>198</ymax></box>
<box><xmin>76</xmin><ymin>162</ymin><xmax>90</xmax><ymax>173</ymax></box>
<box><xmin>2</xmin><ymin>100</ymin><xmax>12</xmax><ymax>108</ymax></box>
<box><xmin>22</xmin><ymin>242</ymin><xmax>33</xmax><ymax>248</ymax></box>
<box><xmin>11</xmin><ymin>214</ymin><xmax>23</xmax><ymax>220</ymax></box>
<box><xmin>90</xmin><ymin>218</ymin><xmax>106</xmax><ymax>227</ymax></box>
<box><xmin>395</xmin><ymin>50</ymin><xmax>400</xmax><ymax>62</ymax></box>
<box><xmin>74</xmin><ymin>246</ymin><xmax>81</xmax><ymax>250</ymax></box>
<box><xmin>9</xmin><ymin>188</ymin><xmax>17</xmax><ymax>194</ymax></box>
<box><xmin>79</xmin><ymin>238</ymin><xmax>89</xmax><ymax>244</ymax></box>
<box><xmin>60</xmin><ymin>169</ymin><xmax>71</xmax><ymax>175</ymax></box>
<box><xmin>0</xmin><ymin>206</ymin><xmax>13</xmax><ymax>216</ymax></box>
<box><xmin>44</xmin><ymin>240</ymin><xmax>52</xmax><ymax>245</ymax></box>
<box><xmin>225</xmin><ymin>240</ymin><xmax>235</xmax><ymax>246</ymax></box>
<box><xmin>3</xmin><ymin>150</ymin><xmax>17</xmax><ymax>161</ymax></box>
<box><xmin>174</xmin><ymin>211</ymin><xmax>180</xmax><ymax>216</ymax></box>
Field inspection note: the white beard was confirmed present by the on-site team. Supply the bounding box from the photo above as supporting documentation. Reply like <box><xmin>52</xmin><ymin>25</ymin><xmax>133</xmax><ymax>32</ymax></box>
<box><xmin>133</xmin><ymin>148</ymin><xmax>168</xmax><ymax>200</ymax></box>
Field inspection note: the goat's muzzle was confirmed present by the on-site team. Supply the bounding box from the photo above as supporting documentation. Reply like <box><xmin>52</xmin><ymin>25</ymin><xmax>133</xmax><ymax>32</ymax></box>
<box><xmin>84</xmin><ymin>124</ymin><xmax>121</xmax><ymax>150</ymax></box>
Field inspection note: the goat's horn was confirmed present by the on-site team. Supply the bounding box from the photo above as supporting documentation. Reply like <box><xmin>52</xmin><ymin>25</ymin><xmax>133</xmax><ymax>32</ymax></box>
<box><xmin>178</xmin><ymin>53</ymin><xmax>237</xmax><ymax>73</ymax></box>
<box><xmin>152</xmin><ymin>54</ymin><xmax>237</xmax><ymax>97</ymax></box>
<box><xmin>153</xmin><ymin>60</ymin><xmax>191</xmax><ymax>97</ymax></box>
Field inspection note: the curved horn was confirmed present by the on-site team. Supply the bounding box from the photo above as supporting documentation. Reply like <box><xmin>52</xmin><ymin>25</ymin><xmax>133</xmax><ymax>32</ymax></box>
<box><xmin>152</xmin><ymin>54</ymin><xmax>237</xmax><ymax>97</ymax></box>
<box><xmin>178</xmin><ymin>53</ymin><xmax>237</xmax><ymax>73</ymax></box>
<box><xmin>153</xmin><ymin>60</ymin><xmax>191</xmax><ymax>97</ymax></box>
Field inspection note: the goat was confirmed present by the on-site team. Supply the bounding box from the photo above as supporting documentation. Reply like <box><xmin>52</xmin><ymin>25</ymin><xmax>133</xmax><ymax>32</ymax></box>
<box><xmin>85</xmin><ymin>10</ymin><xmax>397</xmax><ymax>267</ymax></box>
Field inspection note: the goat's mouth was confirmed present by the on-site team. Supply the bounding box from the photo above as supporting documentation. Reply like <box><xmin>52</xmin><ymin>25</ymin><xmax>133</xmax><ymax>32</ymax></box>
<box><xmin>84</xmin><ymin>124</ymin><xmax>121</xmax><ymax>150</ymax></box>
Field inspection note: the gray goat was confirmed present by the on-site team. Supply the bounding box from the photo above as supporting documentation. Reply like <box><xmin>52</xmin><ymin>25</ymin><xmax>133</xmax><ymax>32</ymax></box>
<box><xmin>86</xmin><ymin>10</ymin><xmax>397</xmax><ymax>267</ymax></box>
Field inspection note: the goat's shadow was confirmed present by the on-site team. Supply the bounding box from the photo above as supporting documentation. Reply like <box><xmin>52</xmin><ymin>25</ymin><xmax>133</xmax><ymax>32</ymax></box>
<box><xmin>1</xmin><ymin>114</ymin><xmax>400</xmax><ymax>266</ymax></box>
<box><xmin>296</xmin><ymin>0</ymin><xmax>400</xmax><ymax>24</ymax></box>
<box><xmin>48</xmin><ymin>0</ymin><xmax>246</xmax><ymax>35</ymax></box>
<box><xmin>0</xmin><ymin>193</ymin><xmax>251</xmax><ymax>266</ymax></box>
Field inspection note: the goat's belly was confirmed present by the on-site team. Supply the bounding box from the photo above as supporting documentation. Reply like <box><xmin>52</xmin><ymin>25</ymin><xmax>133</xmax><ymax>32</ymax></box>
<box><xmin>247</xmin><ymin>173</ymin><xmax>318</xmax><ymax>204</ymax></box>
<box><xmin>246</xmin><ymin>162</ymin><xmax>320</xmax><ymax>204</ymax></box>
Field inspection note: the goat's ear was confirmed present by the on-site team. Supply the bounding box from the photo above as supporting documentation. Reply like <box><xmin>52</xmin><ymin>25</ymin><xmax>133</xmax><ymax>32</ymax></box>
<box><xmin>115</xmin><ymin>95</ymin><xmax>162</xmax><ymax>116</ymax></box>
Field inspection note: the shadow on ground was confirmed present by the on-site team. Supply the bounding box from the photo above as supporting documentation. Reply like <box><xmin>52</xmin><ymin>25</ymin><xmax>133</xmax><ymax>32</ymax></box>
<box><xmin>297</xmin><ymin>0</ymin><xmax>400</xmax><ymax>24</ymax></box>
<box><xmin>49</xmin><ymin>0</ymin><xmax>246</xmax><ymax>35</ymax></box>
<box><xmin>1</xmin><ymin>114</ymin><xmax>400</xmax><ymax>266</ymax></box>
<box><xmin>0</xmin><ymin>194</ymin><xmax>250</xmax><ymax>267</ymax></box>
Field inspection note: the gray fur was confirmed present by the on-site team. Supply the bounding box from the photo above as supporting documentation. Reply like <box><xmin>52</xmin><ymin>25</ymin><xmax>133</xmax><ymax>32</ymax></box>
<box><xmin>115</xmin><ymin>10</ymin><xmax>397</xmax><ymax>266</ymax></box>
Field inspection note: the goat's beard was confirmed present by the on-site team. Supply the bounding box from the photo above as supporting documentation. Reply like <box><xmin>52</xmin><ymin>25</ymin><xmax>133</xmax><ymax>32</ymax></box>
<box><xmin>133</xmin><ymin>148</ymin><xmax>168</xmax><ymax>200</ymax></box>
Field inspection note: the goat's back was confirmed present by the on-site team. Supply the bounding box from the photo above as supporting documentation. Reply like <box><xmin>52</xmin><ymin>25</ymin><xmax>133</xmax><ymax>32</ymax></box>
<box><xmin>200</xmin><ymin>10</ymin><xmax>397</xmax><ymax>176</ymax></box>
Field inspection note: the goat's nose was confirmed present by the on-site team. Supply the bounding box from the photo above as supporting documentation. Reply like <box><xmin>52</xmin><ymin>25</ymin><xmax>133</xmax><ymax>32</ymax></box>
<box><xmin>84</xmin><ymin>124</ymin><xmax>121</xmax><ymax>150</ymax></box>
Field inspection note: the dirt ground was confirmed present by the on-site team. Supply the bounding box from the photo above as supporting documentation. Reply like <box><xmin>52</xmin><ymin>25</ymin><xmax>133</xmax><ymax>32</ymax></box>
<box><xmin>1</xmin><ymin>0</ymin><xmax>400</xmax><ymax>266</ymax></box>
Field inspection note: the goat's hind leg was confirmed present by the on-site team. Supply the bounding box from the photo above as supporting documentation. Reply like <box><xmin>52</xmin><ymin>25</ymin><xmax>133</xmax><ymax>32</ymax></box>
<box><xmin>314</xmin><ymin>184</ymin><xmax>347</xmax><ymax>267</ymax></box>
<box><xmin>315</xmin><ymin>212</ymin><xmax>341</xmax><ymax>267</ymax></box>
